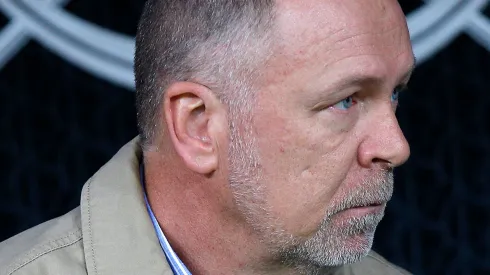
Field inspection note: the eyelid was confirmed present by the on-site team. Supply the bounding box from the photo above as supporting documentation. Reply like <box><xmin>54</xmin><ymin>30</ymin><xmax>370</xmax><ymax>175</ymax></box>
<box><xmin>311</xmin><ymin>83</ymin><xmax>408</xmax><ymax>112</ymax></box>
<box><xmin>311</xmin><ymin>93</ymin><xmax>356</xmax><ymax>112</ymax></box>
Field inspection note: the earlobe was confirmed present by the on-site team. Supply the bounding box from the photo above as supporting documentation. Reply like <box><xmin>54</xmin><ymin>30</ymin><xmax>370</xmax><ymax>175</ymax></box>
<box><xmin>163</xmin><ymin>82</ymin><xmax>225</xmax><ymax>175</ymax></box>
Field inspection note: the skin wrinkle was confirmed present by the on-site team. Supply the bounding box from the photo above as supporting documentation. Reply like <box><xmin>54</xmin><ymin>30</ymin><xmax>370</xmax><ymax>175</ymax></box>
<box><xmin>267</xmin><ymin>10</ymin><xmax>408</xmax><ymax>88</ymax></box>
<box><xmin>144</xmin><ymin>0</ymin><xmax>414</xmax><ymax>274</ymax></box>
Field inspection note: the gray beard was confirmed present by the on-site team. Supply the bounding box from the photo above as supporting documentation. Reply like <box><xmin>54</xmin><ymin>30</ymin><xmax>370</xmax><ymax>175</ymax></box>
<box><xmin>281</xmin><ymin>172</ymin><xmax>393</xmax><ymax>271</ymax></box>
<box><xmin>227</xmin><ymin>119</ymin><xmax>393</xmax><ymax>275</ymax></box>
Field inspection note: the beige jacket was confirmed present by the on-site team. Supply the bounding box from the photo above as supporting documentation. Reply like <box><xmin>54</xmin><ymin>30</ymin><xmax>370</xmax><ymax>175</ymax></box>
<box><xmin>0</xmin><ymin>138</ymin><xmax>411</xmax><ymax>275</ymax></box>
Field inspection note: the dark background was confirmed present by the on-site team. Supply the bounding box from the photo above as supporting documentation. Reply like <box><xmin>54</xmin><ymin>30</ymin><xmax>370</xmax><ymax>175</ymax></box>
<box><xmin>1</xmin><ymin>1</ymin><xmax>490</xmax><ymax>274</ymax></box>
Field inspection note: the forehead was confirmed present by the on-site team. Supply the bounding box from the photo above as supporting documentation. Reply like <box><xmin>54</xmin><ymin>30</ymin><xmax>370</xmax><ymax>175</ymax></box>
<box><xmin>274</xmin><ymin>0</ymin><xmax>407</xmax><ymax>44</ymax></box>
<box><xmin>263</xmin><ymin>0</ymin><xmax>413</xmax><ymax>87</ymax></box>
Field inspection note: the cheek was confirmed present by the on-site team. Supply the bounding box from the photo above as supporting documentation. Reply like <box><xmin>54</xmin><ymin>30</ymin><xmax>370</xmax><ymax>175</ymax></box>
<box><xmin>253</xmin><ymin>112</ymin><xmax>360</xmax><ymax>235</ymax></box>
<box><xmin>279</xmin><ymin>149</ymin><xmax>357</xmax><ymax>236</ymax></box>
<box><xmin>254</xmin><ymin>106</ymin><xmax>357</xmax><ymax>182</ymax></box>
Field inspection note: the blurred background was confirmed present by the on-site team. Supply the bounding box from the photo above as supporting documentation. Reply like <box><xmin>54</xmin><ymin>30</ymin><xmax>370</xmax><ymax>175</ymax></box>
<box><xmin>1</xmin><ymin>0</ymin><xmax>490</xmax><ymax>274</ymax></box>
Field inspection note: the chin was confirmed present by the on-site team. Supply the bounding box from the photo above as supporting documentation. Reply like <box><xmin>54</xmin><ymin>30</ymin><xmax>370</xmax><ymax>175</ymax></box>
<box><xmin>281</xmin><ymin>222</ymin><xmax>377</xmax><ymax>269</ymax></box>
<box><xmin>344</xmin><ymin>231</ymin><xmax>375</xmax><ymax>257</ymax></box>
<box><xmin>327</xmin><ymin>231</ymin><xmax>376</xmax><ymax>266</ymax></box>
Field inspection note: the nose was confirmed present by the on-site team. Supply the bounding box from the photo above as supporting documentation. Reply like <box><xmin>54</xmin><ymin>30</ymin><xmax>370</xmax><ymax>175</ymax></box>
<box><xmin>357</xmin><ymin>105</ymin><xmax>410</xmax><ymax>169</ymax></box>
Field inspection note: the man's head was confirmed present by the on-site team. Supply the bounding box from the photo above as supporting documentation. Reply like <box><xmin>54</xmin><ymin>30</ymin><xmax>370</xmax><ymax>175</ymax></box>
<box><xmin>135</xmin><ymin>0</ymin><xmax>414</xmax><ymax>273</ymax></box>
<box><xmin>134</xmin><ymin>0</ymin><xmax>275</xmax><ymax>147</ymax></box>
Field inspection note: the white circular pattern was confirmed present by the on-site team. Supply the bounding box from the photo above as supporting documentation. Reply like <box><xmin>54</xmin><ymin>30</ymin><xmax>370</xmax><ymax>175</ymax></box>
<box><xmin>0</xmin><ymin>0</ymin><xmax>489</xmax><ymax>90</ymax></box>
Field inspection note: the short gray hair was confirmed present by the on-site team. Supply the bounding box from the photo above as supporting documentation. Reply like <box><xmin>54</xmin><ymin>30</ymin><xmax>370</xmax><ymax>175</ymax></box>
<box><xmin>134</xmin><ymin>0</ymin><xmax>276</xmax><ymax>147</ymax></box>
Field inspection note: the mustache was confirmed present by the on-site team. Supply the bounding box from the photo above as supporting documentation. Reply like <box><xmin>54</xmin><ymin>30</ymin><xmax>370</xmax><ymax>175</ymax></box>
<box><xmin>329</xmin><ymin>170</ymin><xmax>394</xmax><ymax>215</ymax></box>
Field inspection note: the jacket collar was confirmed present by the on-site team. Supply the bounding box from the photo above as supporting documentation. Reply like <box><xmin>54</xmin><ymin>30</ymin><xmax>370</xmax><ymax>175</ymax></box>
<box><xmin>80</xmin><ymin>137</ymin><xmax>173</xmax><ymax>275</ymax></box>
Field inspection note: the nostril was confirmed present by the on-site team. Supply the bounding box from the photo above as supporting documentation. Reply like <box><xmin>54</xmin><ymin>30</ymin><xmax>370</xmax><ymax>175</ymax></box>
<box><xmin>372</xmin><ymin>158</ymin><xmax>392</xmax><ymax>169</ymax></box>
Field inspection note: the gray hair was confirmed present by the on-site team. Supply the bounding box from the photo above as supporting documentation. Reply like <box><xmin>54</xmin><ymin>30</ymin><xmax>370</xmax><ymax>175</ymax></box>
<box><xmin>134</xmin><ymin>0</ymin><xmax>276</xmax><ymax>147</ymax></box>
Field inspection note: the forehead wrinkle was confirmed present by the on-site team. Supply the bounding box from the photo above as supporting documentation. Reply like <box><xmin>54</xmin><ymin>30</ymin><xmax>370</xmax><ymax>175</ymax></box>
<box><xmin>274</xmin><ymin>0</ymin><xmax>407</xmax><ymax>50</ymax></box>
<box><xmin>330</xmin><ymin>26</ymin><xmax>406</xmax><ymax>50</ymax></box>
<box><xmin>262</xmin><ymin>0</ymin><xmax>411</xmax><ymax>88</ymax></box>
<box><xmin>316</xmin><ymin>25</ymin><xmax>414</xmax><ymax>87</ymax></box>
<box><xmin>272</xmin><ymin>15</ymin><xmax>408</xmax><ymax>69</ymax></box>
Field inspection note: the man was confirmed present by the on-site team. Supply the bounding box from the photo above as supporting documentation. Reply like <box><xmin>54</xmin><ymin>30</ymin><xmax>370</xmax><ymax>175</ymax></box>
<box><xmin>0</xmin><ymin>0</ymin><xmax>415</xmax><ymax>274</ymax></box>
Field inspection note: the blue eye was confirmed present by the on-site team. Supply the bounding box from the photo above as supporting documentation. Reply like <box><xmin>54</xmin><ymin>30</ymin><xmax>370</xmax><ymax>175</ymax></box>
<box><xmin>332</xmin><ymin>96</ymin><xmax>355</xmax><ymax>110</ymax></box>
<box><xmin>392</xmin><ymin>86</ymin><xmax>406</xmax><ymax>102</ymax></box>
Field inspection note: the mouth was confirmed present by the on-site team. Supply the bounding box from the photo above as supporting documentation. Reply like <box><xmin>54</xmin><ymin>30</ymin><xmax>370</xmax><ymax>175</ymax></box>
<box><xmin>335</xmin><ymin>201</ymin><xmax>387</xmax><ymax>218</ymax></box>
<box><xmin>351</xmin><ymin>202</ymin><xmax>384</xmax><ymax>209</ymax></box>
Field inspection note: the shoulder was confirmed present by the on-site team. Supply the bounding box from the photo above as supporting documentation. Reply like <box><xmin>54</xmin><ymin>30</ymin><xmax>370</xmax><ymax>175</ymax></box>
<box><xmin>337</xmin><ymin>250</ymin><xmax>412</xmax><ymax>275</ymax></box>
<box><xmin>0</xmin><ymin>208</ymin><xmax>87</xmax><ymax>275</ymax></box>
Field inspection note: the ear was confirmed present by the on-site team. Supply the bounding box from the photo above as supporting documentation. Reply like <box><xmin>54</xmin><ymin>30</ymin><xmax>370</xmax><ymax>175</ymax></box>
<box><xmin>163</xmin><ymin>81</ymin><xmax>227</xmax><ymax>174</ymax></box>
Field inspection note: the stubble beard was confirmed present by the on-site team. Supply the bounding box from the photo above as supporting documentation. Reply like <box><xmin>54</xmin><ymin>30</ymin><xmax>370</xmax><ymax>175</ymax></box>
<box><xmin>227</xmin><ymin>118</ymin><xmax>394</xmax><ymax>274</ymax></box>
<box><xmin>281</xmin><ymin>172</ymin><xmax>393</xmax><ymax>273</ymax></box>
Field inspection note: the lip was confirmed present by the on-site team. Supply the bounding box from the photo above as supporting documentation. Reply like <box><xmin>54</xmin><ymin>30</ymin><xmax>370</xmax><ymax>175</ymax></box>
<box><xmin>338</xmin><ymin>204</ymin><xmax>385</xmax><ymax>217</ymax></box>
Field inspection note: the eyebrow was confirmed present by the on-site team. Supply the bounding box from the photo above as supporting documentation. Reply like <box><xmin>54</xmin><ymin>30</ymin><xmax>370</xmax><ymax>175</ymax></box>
<box><xmin>332</xmin><ymin>57</ymin><xmax>417</xmax><ymax>92</ymax></box>
<box><xmin>402</xmin><ymin>56</ymin><xmax>417</xmax><ymax>83</ymax></box>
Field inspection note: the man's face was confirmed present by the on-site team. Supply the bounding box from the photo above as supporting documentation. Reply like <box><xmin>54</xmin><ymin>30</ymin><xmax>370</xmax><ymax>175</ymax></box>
<box><xmin>228</xmin><ymin>0</ymin><xmax>414</xmax><ymax>271</ymax></box>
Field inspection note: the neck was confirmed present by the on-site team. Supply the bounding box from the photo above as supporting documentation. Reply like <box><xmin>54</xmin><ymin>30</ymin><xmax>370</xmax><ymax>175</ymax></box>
<box><xmin>143</xmin><ymin>151</ymin><xmax>304</xmax><ymax>275</ymax></box>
